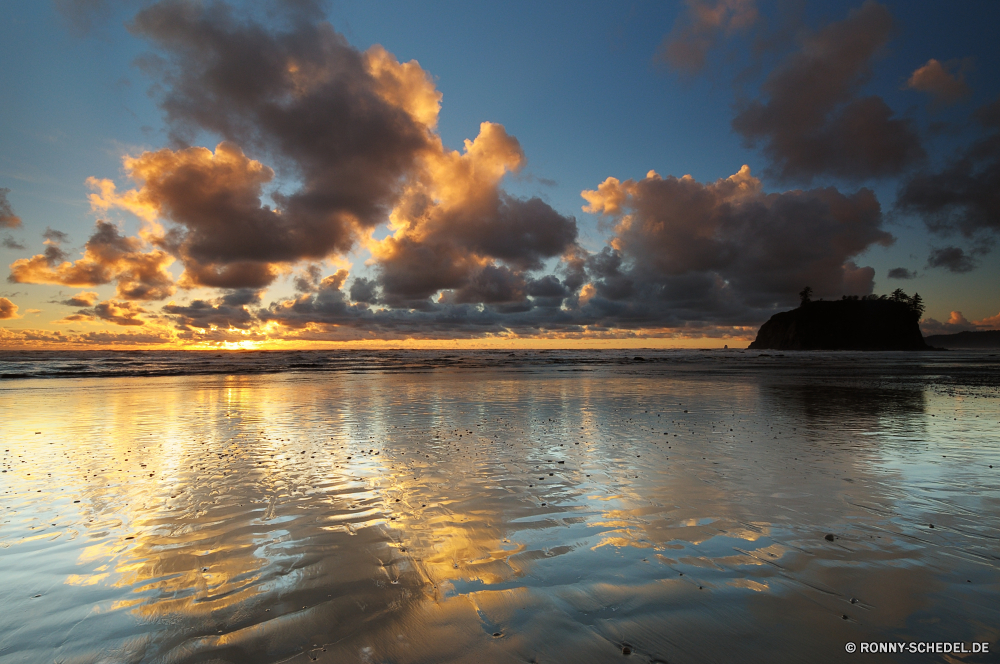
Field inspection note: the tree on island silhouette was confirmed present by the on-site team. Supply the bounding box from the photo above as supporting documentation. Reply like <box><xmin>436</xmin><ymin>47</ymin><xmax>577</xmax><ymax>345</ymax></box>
<box><xmin>796</xmin><ymin>286</ymin><xmax>924</xmax><ymax>320</ymax></box>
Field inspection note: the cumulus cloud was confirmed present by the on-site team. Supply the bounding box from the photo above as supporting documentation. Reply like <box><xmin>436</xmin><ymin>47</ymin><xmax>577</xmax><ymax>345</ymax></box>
<box><xmin>369</xmin><ymin>122</ymin><xmax>578</xmax><ymax>308</ymax></box>
<box><xmin>90</xmin><ymin>142</ymin><xmax>293</xmax><ymax>288</ymax></box>
<box><xmin>256</xmin><ymin>165</ymin><xmax>894</xmax><ymax>337</ymax></box>
<box><xmin>8</xmin><ymin>221</ymin><xmax>175</xmax><ymax>300</ymax></box>
<box><xmin>579</xmin><ymin>165</ymin><xmax>893</xmax><ymax>322</ymax></box>
<box><xmin>896</xmin><ymin>97</ymin><xmax>1000</xmax><ymax>248</ymax></box>
<box><xmin>162</xmin><ymin>287</ymin><xmax>262</xmax><ymax>331</ymax></box>
<box><xmin>657</xmin><ymin>0</ymin><xmax>758</xmax><ymax>74</ymax></box>
<box><xmin>926</xmin><ymin>246</ymin><xmax>975</xmax><ymax>273</ymax></box>
<box><xmin>732</xmin><ymin>1</ymin><xmax>923</xmax><ymax>182</ymax></box>
<box><xmin>0</xmin><ymin>297</ymin><xmax>19</xmax><ymax>319</ymax></box>
<box><xmin>61</xmin><ymin>291</ymin><xmax>100</xmax><ymax>307</ymax></box>
<box><xmin>109</xmin><ymin>0</ymin><xmax>444</xmax><ymax>288</ymax></box>
<box><xmin>93</xmin><ymin>299</ymin><xmax>148</xmax><ymax>326</ymax></box>
<box><xmin>77</xmin><ymin>0</ymin><xmax>574</xmax><ymax>301</ymax></box>
<box><xmin>349</xmin><ymin>276</ymin><xmax>378</xmax><ymax>304</ymax></box>
<box><xmin>906</xmin><ymin>58</ymin><xmax>971</xmax><ymax>107</ymax></box>
<box><xmin>0</xmin><ymin>189</ymin><xmax>22</xmax><ymax>228</ymax></box>
<box><xmin>921</xmin><ymin>309</ymin><xmax>1000</xmax><ymax>336</ymax></box>
<box><xmin>887</xmin><ymin>267</ymin><xmax>915</xmax><ymax>279</ymax></box>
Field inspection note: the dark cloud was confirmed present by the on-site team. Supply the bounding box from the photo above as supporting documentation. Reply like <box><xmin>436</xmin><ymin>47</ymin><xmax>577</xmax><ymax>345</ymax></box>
<box><xmin>0</xmin><ymin>189</ymin><xmax>22</xmax><ymax>228</ymax></box>
<box><xmin>42</xmin><ymin>228</ymin><xmax>69</xmax><ymax>243</ymax></box>
<box><xmin>896</xmin><ymin>97</ymin><xmax>1000</xmax><ymax>244</ymax></box>
<box><xmin>162</xmin><ymin>286</ymin><xmax>262</xmax><ymax>330</ymax></box>
<box><xmin>349</xmin><ymin>276</ymin><xmax>378</xmax><ymax>304</ymax></box>
<box><xmin>93</xmin><ymin>299</ymin><xmax>148</xmax><ymax>326</ymax></box>
<box><xmin>294</xmin><ymin>264</ymin><xmax>323</xmax><ymax>292</ymax></box>
<box><xmin>887</xmin><ymin>267</ymin><xmax>915</xmax><ymax>279</ymax></box>
<box><xmin>579</xmin><ymin>165</ymin><xmax>893</xmax><ymax>323</ymax></box>
<box><xmin>371</xmin><ymin>123</ymin><xmax>577</xmax><ymax>307</ymax></box>
<box><xmin>220</xmin><ymin>288</ymin><xmax>262</xmax><ymax>307</ymax></box>
<box><xmin>926</xmin><ymin>246</ymin><xmax>975</xmax><ymax>273</ymax></box>
<box><xmin>2</xmin><ymin>236</ymin><xmax>26</xmax><ymax>250</ymax></box>
<box><xmin>163</xmin><ymin>298</ymin><xmax>256</xmax><ymax>330</ymax></box>
<box><xmin>657</xmin><ymin>0</ymin><xmax>758</xmax><ymax>75</ymax></box>
<box><xmin>60</xmin><ymin>291</ymin><xmax>100</xmax><ymax>307</ymax></box>
<box><xmin>8</xmin><ymin>221</ymin><xmax>175</xmax><ymax>300</ymax></box>
<box><xmin>732</xmin><ymin>1</ymin><xmax>923</xmax><ymax>182</ymax></box>
<box><xmin>0</xmin><ymin>297</ymin><xmax>18</xmax><ymax>319</ymax></box>
<box><xmin>117</xmin><ymin>0</ymin><xmax>441</xmax><ymax>288</ymax></box>
<box><xmin>255</xmin><ymin>164</ymin><xmax>895</xmax><ymax>338</ymax></box>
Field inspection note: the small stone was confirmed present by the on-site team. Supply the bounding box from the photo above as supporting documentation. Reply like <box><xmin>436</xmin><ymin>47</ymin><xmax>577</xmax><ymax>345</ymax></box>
<box><xmin>824</xmin><ymin>533</ymin><xmax>835</xmax><ymax>541</ymax></box>
<box><xmin>622</xmin><ymin>645</ymin><xmax>632</xmax><ymax>655</ymax></box>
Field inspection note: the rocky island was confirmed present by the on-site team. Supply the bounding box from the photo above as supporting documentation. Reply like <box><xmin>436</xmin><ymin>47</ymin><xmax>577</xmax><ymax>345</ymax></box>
<box><xmin>749</xmin><ymin>288</ymin><xmax>931</xmax><ymax>351</ymax></box>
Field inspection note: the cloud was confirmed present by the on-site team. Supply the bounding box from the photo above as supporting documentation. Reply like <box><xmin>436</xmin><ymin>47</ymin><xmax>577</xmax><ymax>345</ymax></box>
<box><xmin>657</xmin><ymin>0</ymin><xmax>758</xmax><ymax>74</ymax></box>
<box><xmin>61</xmin><ymin>291</ymin><xmax>100</xmax><ymax>307</ymax></box>
<box><xmin>921</xmin><ymin>309</ymin><xmax>1000</xmax><ymax>336</ymax></box>
<box><xmin>93</xmin><ymin>299</ymin><xmax>148</xmax><ymax>326</ymax></box>
<box><xmin>113</xmin><ymin>0</ymin><xmax>443</xmax><ymax>288</ymax></box>
<box><xmin>579</xmin><ymin>165</ymin><xmax>893</xmax><ymax>322</ymax></box>
<box><xmin>85</xmin><ymin>0</ymin><xmax>568</xmax><ymax>296</ymax></box>
<box><xmin>349</xmin><ymin>277</ymin><xmax>378</xmax><ymax>304</ymax></box>
<box><xmin>369</xmin><ymin>122</ymin><xmax>578</xmax><ymax>308</ymax></box>
<box><xmin>0</xmin><ymin>189</ymin><xmax>22</xmax><ymax>228</ymax></box>
<box><xmin>896</xmin><ymin>97</ymin><xmax>1000</xmax><ymax>244</ymax></box>
<box><xmin>8</xmin><ymin>220</ymin><xmax>175</xmax><ymax>300</ymax></box>
<box><xmin>887</xmin><ymin>267</ymin><xmax>915</xmax><ymax>279</ymax></box>
<box><xmin>0</xmin><ymin>297</ymin><xmax>19</xmax><ymax>319</ymax></box>
<box><xmin>43</xmin><ymin>228</ymin><xmax>70</xmax><ymax>243</ymax></box>
<box><xmin>906</xmin><ymin>58</ymin><xmax>971</xmax><ymax>107</ymax></box>
<box><xmin>90</xmin><ymin>142</ymin><xmax>294</xmax><ymax>288</ymax></box>
<box><xmin>732</xmin><ymin>1</ymin><xmax>924</xmax><ymax>182</ymax></box>
<box><xmin>162</xmin><ymin>289</ymin><xmax>261</xmax><ymax>331</ymax></box>
<box><xmin>53</xmin><ymin>313</ymin><xmax>96</xmax><ymax>324</ymax></box>
<box><xmin>293</xmin><ymin>264</ymin><xmax>324</xmax><ymax>292</ymax></box>
<box><xmin>256</xmin><ymin>165</ymin><xmax>894</xmax><ymax>338</ymax></box>
<box><xmin>2</xmin><ymin>236</ymin><xmax>26</xmax><ymax>250</ymax></box>
<box><xmin>926</xmin><ymin>246</ymin><xmax>975</xmax><ymax>273</ymax></box>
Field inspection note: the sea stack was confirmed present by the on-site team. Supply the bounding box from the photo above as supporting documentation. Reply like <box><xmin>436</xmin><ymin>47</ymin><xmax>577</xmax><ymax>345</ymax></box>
<box><xmin>749</xmin><ymin>297</ymin><xmax>931</xmax><ymax>351</ymax></box>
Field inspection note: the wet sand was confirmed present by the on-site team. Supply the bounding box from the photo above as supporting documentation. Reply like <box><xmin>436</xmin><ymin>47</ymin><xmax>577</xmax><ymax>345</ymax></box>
<box><xmin>0</xmin><ymin>351</ymin><xmax>998</xmax><ymax>663</ymax></box>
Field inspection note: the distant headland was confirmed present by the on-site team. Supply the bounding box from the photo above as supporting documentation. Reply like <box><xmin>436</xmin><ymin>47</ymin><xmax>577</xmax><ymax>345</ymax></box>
<box><xmin>749</xmin><ymin>288</ymin><xmax>931</xmax><ymax>351</ymax></box>
<box><xmin>924</xmin><ymin>330</ymin><xmax>1000</xmax><ymax>349</ymax></box>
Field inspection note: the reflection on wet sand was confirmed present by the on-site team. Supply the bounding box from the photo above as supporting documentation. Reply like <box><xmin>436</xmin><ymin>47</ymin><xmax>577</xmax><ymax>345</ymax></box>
<box><xmin>1</xmin><ymin>354</ymin><xmax>998</xmax><ymax>663</ymax></box>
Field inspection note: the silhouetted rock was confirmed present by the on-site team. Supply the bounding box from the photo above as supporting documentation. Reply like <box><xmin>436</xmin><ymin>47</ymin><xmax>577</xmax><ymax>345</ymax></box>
<box><xmin>749</xmin><ymin>300</ymin><xmax>930</xmax><ymax>350</ymax></box>
<box><xmin>924</xmin><ymin>330</ymin><xmax>1000</xmax><ymax>349</ymax></box>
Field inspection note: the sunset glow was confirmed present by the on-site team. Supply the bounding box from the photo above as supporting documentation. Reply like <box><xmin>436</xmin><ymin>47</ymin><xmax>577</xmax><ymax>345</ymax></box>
<box><xmin>1</xmin><ymin>1</ymin><xmax>997</xmax><ymax>349</ymax></box>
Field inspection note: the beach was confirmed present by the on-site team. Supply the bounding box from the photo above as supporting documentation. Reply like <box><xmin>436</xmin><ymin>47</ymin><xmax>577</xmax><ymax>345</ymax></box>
<box><xmin>1</xmin><ymin>350</ymin><xmax>998</xmax><ymax>663</ymax></box>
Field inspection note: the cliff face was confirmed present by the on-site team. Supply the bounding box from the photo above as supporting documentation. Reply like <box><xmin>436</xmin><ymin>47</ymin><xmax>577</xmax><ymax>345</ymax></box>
<box><xmin>749</xmin><ymin>300</ymin><xmax>930</xmax><ymax>350</ymax></box>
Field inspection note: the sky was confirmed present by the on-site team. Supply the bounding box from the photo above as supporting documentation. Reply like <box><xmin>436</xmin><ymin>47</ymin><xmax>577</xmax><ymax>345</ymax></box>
<box><xmin>1</xmin><ymin>0</ymin><xmax>998</xmax><ymax>349</ymax></box>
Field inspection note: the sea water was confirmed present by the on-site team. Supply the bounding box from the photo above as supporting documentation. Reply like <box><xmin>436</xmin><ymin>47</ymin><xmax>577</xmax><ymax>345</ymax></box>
<box><xmin>0</xmin><ymin>350</ymin><xmax>997</xmax><ymax>663</ymax></box>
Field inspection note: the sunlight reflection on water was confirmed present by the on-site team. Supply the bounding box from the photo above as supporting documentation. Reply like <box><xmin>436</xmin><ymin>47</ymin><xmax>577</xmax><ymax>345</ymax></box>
<box><xmin>0</xmin><ymin>352</ymin><xmax>998</xmax><ymax>663</ymax></box>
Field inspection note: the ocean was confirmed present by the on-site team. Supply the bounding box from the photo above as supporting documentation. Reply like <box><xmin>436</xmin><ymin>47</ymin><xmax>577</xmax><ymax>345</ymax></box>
<box><xmin>1</xmin><ymin>350</ymin><xmax>997</xmax><ymax>663</ymax></box>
